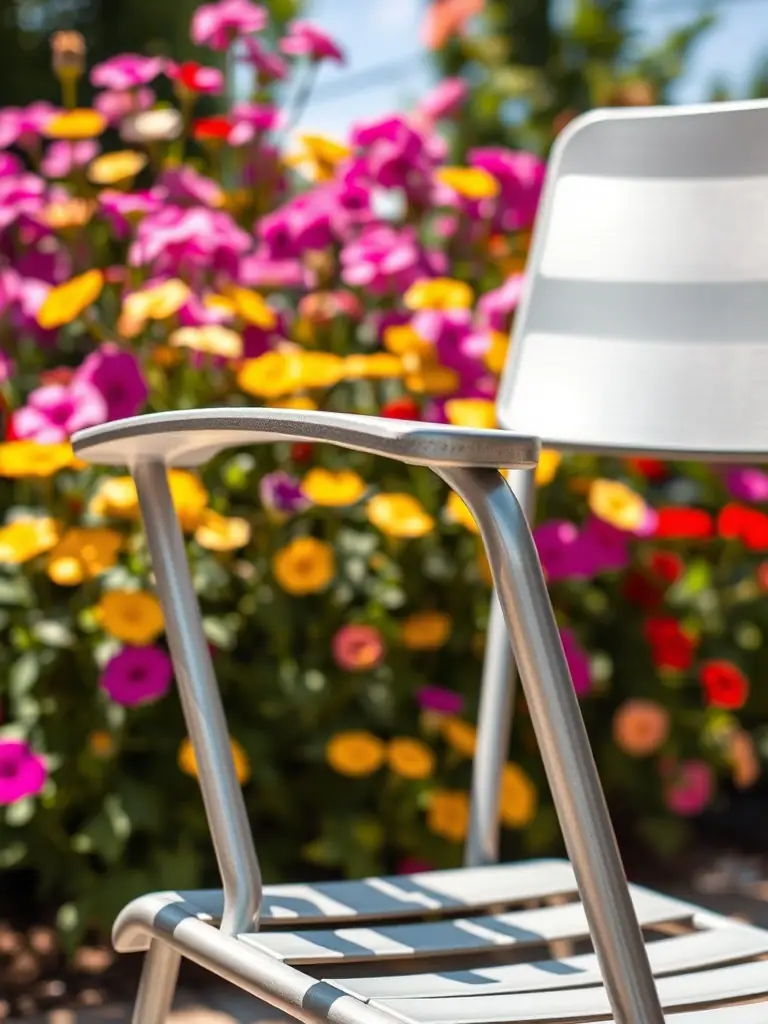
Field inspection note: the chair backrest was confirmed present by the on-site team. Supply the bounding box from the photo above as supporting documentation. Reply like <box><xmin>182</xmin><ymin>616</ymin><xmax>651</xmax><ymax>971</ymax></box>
<box><xmin>496</xmin><ymin>99</ymin><xmax>768</xmax><ymax>460</ymax></box>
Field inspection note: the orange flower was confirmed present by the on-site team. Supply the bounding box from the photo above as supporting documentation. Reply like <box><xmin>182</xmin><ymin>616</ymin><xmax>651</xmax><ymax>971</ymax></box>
<box><xmin>427</xmin><ymin>789</ymin><xmax>469</xmax><ymax>842</ymax></box>
<box><xmin>387</xmin><ymin>738</ymin><xmax>435</xmax><ymax>780</ymax></box>
<box><xmin>441</xmin><ymin>716</ymin><xmax>477</xmax><ymax>757</ymax></box>
<box><xmin>326</xmin><ymin>731</ymin><xmax>386</xmax><ymax>777</ymax></box>
<box><xmin>400</xmin><ymin>611</ymin><xmax>452</xmax><ymax>650</ymax></box>
<box><xmin>178</xmin><ymin>736</ymin><xmax>251</xmax><ymax>784</ymax></box>
<box><xmin>499</xmin><ymin>763</ymin><xmax>537</xmax><ymax>828</ymax></box>
<box><xmin>422</xmin><ymin>0</ymin><xmax>485</xmax><ymax>50</ymax></box>
<box><xmin>612</xmin><ymin>699</ymin><xmax>670</xmax><ymax>757</ymax></box>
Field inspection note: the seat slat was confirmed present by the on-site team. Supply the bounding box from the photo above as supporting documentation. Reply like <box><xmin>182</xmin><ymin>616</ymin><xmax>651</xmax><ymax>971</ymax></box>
<box><xmin>595</xmin><ymin>1001</ymin><xmax>768</xmax><ymax>1024</ymax></box>
<box><xmin>370</xmin><ymin>959</ymin><xmax>768</xmax><ymax>1024</ymax></box>
<box><xmin>178</xmin><ymin>860</ymin><xmax>578</xmax><ymax>926</ymax></box>
<box><xmin>239</xmin><ymin>887</ymin><xmax>694</xmax><ymax>965</ymax></box>
<box><xmin>329</xmin><ymin>924</ymin><xmax>768</xmax><ymax>1000</ymax></box>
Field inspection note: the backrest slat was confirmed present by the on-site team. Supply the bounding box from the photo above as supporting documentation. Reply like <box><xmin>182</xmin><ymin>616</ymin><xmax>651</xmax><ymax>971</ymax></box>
<box><xmin>497</xmin><ymin>100</ymin><xmax>768</xmax><ymax>458</ymax></box>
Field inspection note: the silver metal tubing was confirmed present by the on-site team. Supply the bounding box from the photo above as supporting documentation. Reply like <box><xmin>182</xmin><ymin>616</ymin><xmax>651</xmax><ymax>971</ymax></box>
<box><xmin>465</xmin><ymin>468</ymin><xmax>534</xmax><ymax>868</ymax></box>
<box><xmin>440</xmin><ymin>466</ymin><xmax>664</xmax><ymax>1024</ymax></box>
<box><xmin>134</xmin><ymin>460</ymin><xmax>262</xmax><ymax>936</ymax></box>
<box><xmin>131</xmin><ymin>941</ymin><xmax>181</xmax><ymax>1024</ymax></box>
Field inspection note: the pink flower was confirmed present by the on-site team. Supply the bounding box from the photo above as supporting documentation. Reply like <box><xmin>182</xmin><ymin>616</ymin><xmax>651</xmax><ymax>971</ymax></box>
<box><xmin>0</xmin><ymin>352</ymin><xmax>12</xmax><ymax>383</ymax></box>
<box><xmin>191</xmin><ymin>0</ymin><xmax>267</xmax><ymax>50</ymax></box>
<box><xmin>469</xmin><ymin>147</ymin><xmax>545</xmax><ymax>231</ymax></box>
<box><xmin>239</xmin><ymin>251</ymin><xmax>306</xmax><ymax>289</ymax></box>
<box><xmin>332</xmin><ymin>625</ymin><xmax>386</xmax><ymax>672</ymax></box>
<box><xmin>228</xmin><ymin>102</ymin><xmax>279</xmax><ymax>146</ymax></box>
<box><xmin>100</xmin><ymin>646</ymin><xmax>173</xmax><ymax>707</ymax></box>
<box><xmin>416</xmin><ymin>686</ymin><xmax>464</xmax><ymax>716</ymax></box>
<box><xmin>0</xmin><ymin>173</ymin><xmax>47</xmax><ymax>232</ymax></box>
<box><xmin>98</xmin><ymin>189</ymin><xmax>162</xmax><ymax>239</ymax></box>
<box><xmin>91</xmin><ymin>53</ymin><xmax>165</xmax><ymax>90</ymax></box>
<box><xmin>348</xmin><ymin>115</ymin><xmax>436</xmax><ymax>199</ymax></box>
<box><xmin>156</xmin><ymin>166</ymin><xmax>223</xmax><ymax>207</ymax></box>
<box><xmin>559</xmin><ymin>627</ymin><xmax>591</xmax><ymax>697</ymax></box>
<box><xmin>726</xmin><ymin>468</ymin><xmax>768</xmax><ymax>503</ymax></box>
<box><xmin>259</xmin><ymin>471</ymin><xmax>309</xmax><ymax>515</ymax></box>
<box><xmin>41</xmin><ymin>140</ymin><xmax>99</xmax><ymax>179</ymax></box>
<box><xmin>0</xmin><ymin>740</ymin><xmax>47</xmax><ymax>805</ymax></box>
<box><xmin>664</xmin><ymin>760</ymin><xmax>714</xmax><ymax>817</ymax></box>
<box><xmin>341</xmin><ymin>224</ymin><xmax>441</xmax><ymax>296</ymax></box>
<box><xmin>0</xmin><ymin>153</ymin><xmax>22</xmax><ymax>175</ymax></box>
<box><xmin>129</xmin><ymin>205</ymin><xmax>251</xmax><ymax>276</ymax></box>
<box><xmin>13</xmin><ymin>379</ymin><xmax>108</xmax><ymax>443</ymax></box>
<box><xmin>74</xmin><ymin>343</ymin><xmax>148</xmax><ymax>422</ymax></box>
<box><xmin>279</xmin><ymin>20</ymin><xmax>344</xmax><ymax>63</ymax></box>
<box><xmin>476</xmin><ymin>274</ymin><xmax>525</xmax><ymax>331</ymax></box>
<box><xmin>0</xmin><ymin>103</ymin><xmax>57</xmax><ymax>149</ymax></box>
<box><xmin>240</xmin><ymin>37</ymin><xmax>288</xmax><ymax>81</ymax></box>
<box><xmin>95</xmin><ymin>86</ymin><xmax>155</xmax><ymax>125</ymax></box>
<box><xmin>416</xmin><ymin>78</ymin><xmax>468</xmax><ymax>122</ymax></box>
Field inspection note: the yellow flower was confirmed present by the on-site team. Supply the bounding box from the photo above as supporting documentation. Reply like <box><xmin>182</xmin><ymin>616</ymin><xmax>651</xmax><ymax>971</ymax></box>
<box><xmin>436</xmin><ymin>166</ymin><xmax>500</xmax><ymax>199</ymax></box>
<box><xmin>536</xmin><ymin>450</ymin><xmax>562</xmax><ymax>487</ymax></box>
<box><xmin>47</xmin><ymin>527</ymin><xmax>122</xmax><ymax>586</ymax></box>
<box><xmin>88</xmin><ymin>731</ymin><xmax>115</xmax><ymax>759</ymax></box>
<box><xmin>37</xmin><ymin>269</ymin><xmax>104</xmax><ymax>329</ymax></box>
<box><xmin>89</xmin><ymin>470</ymin><xmax>208</xmax><ymax>532</ymax></box>
<box><xmin>427</xmin><ymin>789</ymin><xmax>469</xmax><ymax>842</ymax></box>
<box><xmin>170</xmin><ymin>325</ymin><xmax>243</xmax><ymax>360</ymax></box>
<box><xmin>0</xmin><ymin>442</ymin><xmax>75</xmax><ymax>478</ymax></box>
<box><xmin>97</xmin><ymin>590</ymin><xmax>164</xmax><ymax>645</ymax></box>
<box><xmin>588</xmin><ymin>479</ymin><xmax>649</xmax><ymax>532</ymax></box>
<box><xmin>119</xmin><ymin>279</ymin><xmax>191</xmax><ymax>337</ymax></box>
<box><xmin>405</xmin><ymin>365</ymin><xmax>460</xmax><ymax>395</ymax></box>
<box><xmin>225</xmin><ymin>287</ymin><xmax>278</xmax><ymax>330</ymax></box>
<box><xmin>291</xmin><ymin>351</ymin><xmax>345</xmax><ymax>390</ymax></box>
<box><xmin>383</xmin><ymin>324</ymin><xmax>432</xmax><ymax>357</ymax></box>
<box><xmin>43</xmin><ymin>198</ymin><xmax>96</xmax><ymax>231</ymax></box>
<box><xmin>286</xmin><ymin>134</ymin><xmax>351</xmax><ymax>181</ymax></box>
<box><xmin>237</xmin><ymin>351</ymin><xmax>344</xmax><ymax>399</ymax></box>
<box><xmin>404</xmin><ymin>277</ymin><xmax>474</xmax><ymax>312</ymax></box>
<box><xmin>45</xmin><ymin>107</ymin><xmax>107</xmax><ymax>139</ymax></box>
<box><xmin>499</xmin><ymin>763</ymin><xmax>537</xmax><ymax>828</ymax></box>
<box><xmin>270</xmin><ymin>396</ymin><xmax>318</xmax><ymax>411</ymax></box>
<box><xmin>401</xmin><ymin>611</ymin><xmax>452</xmax><ymax>650</ymax></box>
<box><xmin>344</xmin><ymin>354</ymin><xmax>403</xmax><ymax>379</ymax></box>
<box><xmin>272</xmin><ymin>537</ymin><xmax>335</xmax><ymax>595</ymax></box>
<box><xmin>387</xmin><ymin>738</ymin><xmax>435</xmax><ymax>780</ymax></box>
<box><xmin>326</xmin><ymin>730</ymin><xmax>386</xmax><ymax>776</ymax></box>
<box><xmin>367</xmin><ymin>493</ymin><xmax>435</xmax><ymax>539</ymax></box>
<box><xmin>87</xmin><ymin>150</ymin><xmax>147</xmax><ymax>185</ymax></box>
<box><xmin>441</xmin><ymin>716</ymin><xmax>477</xmax><ymax>758</ymax></box>
<box><xmin>484</xmin><ymin>331</ymin><xmax>509</xmax><ymax>375</ymax></box>
<box><xmin>0</xmin><ymin>518</ymin><xmax>61</xmax><ymax>564</ymax></box>
<box><xmin>445</xmin><ymin>399</ymin><xmax>496</xmax><ymax>430</ymax></box>
<box><xmin>194</xmin><ymin>510</ymin><xmax>252</xmax><ymax>552</ymax></box>
<box><xmin>178</xmin><ymin>736</ymin><xmax>251</xmax><ymax>785</ymax></box>
<box><xmin>302</xmin><ymin>469</ymin><xmax>367</xmax><ymax>507</ymax></box>
<box><xmin>445</xmin><ymin>491</ymin><xmax>479</xmax><ymax>534</ymax></box>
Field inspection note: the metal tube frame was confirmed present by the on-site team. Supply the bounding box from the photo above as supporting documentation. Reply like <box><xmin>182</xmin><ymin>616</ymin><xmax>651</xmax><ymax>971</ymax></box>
<box><xmin>131</xmin><ymin>940</ymin><xmax>181</xmax><ymax>1024</ymax></box>
<box><xmin>464</xmin><ymin>467</ymin><xmax>534</xmax><ymax>868</ymax></box>
<box><xmin>440</xmin><ymin>466</ymin><xmax>663</xmax><ymax>1024</ymax></box>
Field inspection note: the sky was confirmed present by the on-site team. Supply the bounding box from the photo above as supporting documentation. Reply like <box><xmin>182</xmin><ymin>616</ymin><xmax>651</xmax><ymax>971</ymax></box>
<box><xmin>289</xmin><ymin>0</ymin><xmax>768</xmax><ymax>141</ymax></box>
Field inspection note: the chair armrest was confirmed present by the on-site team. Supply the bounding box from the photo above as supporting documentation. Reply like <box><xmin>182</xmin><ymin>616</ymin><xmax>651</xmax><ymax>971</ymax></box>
<box><xmin>72</xmin><ymin>407</ymin><xmax>540</xmax><ymax>470</ymax></box>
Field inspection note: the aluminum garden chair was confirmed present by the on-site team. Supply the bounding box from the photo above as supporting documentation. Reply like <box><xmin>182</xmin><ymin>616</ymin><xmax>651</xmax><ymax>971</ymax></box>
<box><xmin>72</xmin><ymin>98</ymin><xmax>768</xmax><ymax>1024</ymax></box>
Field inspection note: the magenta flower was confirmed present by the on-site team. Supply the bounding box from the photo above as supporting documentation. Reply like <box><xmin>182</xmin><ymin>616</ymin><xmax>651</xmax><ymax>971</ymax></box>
<box><xmin>279</xmin><ymin>20</ymin><xmax>344</xmax><ymax>63</ymax></box>
<box><xmin>0</xmin><ymin>173</ymin><xmax>47</xmax><ymax>232</ymax></box>
<box><xmin>341</xmin><ymin>224</ymin><xmax>440</xmax><ymax>296</ymax></box>
<box><xmin>416</xmin><ymin>78</ymin><xmax>468</xmax><ymax>122</ymax></box>
<box><xmin>14</xmin><ymin>380</ymin><xmax>108</xmax><ymax>443</ymax></box>
<box><xmin>129</xmin><ymin>206</ymin><xmax>251</xmax><ymax>276</ymax></box>
<box><xmin>476</xmin><ymin>274</ymin><xmax>525</xmax><ymax>332</ymax></box>
<box><xmin>239</xmin><ymin>250</ymin><xmax>306</xmax><ymax>289</ymax></box>
<box><xmin>580</xmin><ymin>516</ymin><xmax>631</xmax><ymax>573</ymax></box>
<box><xmin>98</xmin><ymin>189</ymin><xmax>162</xmax><ymax>239</ymax></box>
<box><xmin>559</xmin><ymin>627</ymin><xmax>592</xmax><ymax>697</ymax></box>
<box><xmin>0</xmin><ymin>152</ymin><xmax>22</xmax><ymax>175</ymax></box>
<box><xmin>192</xmin><ymin>0</ymin><xmax>267</xmax><ymax>50</ymax></box>
<box><xmin>259</xmin><ymin>471</ymin><xmax>310</xmax><ymax>515</ymax></box>
<box><xmin>91</xmin><ymin>53</ymin><xmax>165</xmax><ymax>90</ymax></box>
<box><xmin>0</xmin><ymin>103</ymin><xmax>57</xmax><ymax>149</ymax></box>
<box><xmin>469</xmin><ymin>147</ymin><xmax>546</xmax><ymax>231</ymax></box>
<box><xmin>156</xmin><ymin>166</ymin><xmax>223</xmax><ymax>207</ymax></box>
<box><xmin>416</xmin><ymin>685</ymin><xmax>464</xmax><ymax>716</ymax></box>
<box><xmin>664</xmin><ymin>759</ymin><xmax>714</xmax><ymax>817</ymax></box>
<box><xmin>41</xmin><ymin>140</ymin><xmax>99</xmax><ymax>179</ymax></box>
<box><xmin>533</xmin><ymin>520</ymin><xmax>592</xmax><ymax>581</ymax></box>
<box><xmin>74</xmin><ymin>344</ymin><xmax>148</xmax><ymax>422</ymax></box>
<box><xmin>348</xmin><ymin>115</ymin><xmax>435</xmax><ymax>199</ymax></box>
<box><xmin>228</xmin><ymin>102</ymin><xmax>279</xmax><ymax>146</ymax></box>
<box><xmin>0</xmin><ymin>740</ymin><xmax>47</xmax><ymax>805</ymax></box>
<box><xmin>100</xmin><ymin>646</ymin><xmax>173</xmax><ymax>707</ymax></box>
<box><xmin>241</xmin><ymin>37</ymin><xmax>288</xmax><ymax>81</ymax></box>
<box><xmin>0</xmin><ymin>352</ymin><xmax>12</xmax><ymax>383</ymax></box>
<box><xmin>725</xmin><ymin>468</ymin><xmax>768</xmax><ymax>503</ymax></box>
<box><xmin>95</xmin><ymin>86</ymin><xmax>155</xmax><ymax>125</ymax></box>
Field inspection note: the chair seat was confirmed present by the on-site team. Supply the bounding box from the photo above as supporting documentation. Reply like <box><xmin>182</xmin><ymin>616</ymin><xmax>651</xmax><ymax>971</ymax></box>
<box><xmin>122</xmin><ymin>859</ymin><xmax>768</xmax><ymax>1023</ymax></box>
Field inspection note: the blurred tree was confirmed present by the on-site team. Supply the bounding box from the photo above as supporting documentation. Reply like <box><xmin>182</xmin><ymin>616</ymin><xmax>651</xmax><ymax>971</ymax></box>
<box><xmin>431</xmin><ymin>0</ymin><xmax>717</xmax><ymax>155</ymax></box>
<box><xmin>0</xmin><ymin>0</ymin><xmax>298</xmax><ymax>106</ymax></box>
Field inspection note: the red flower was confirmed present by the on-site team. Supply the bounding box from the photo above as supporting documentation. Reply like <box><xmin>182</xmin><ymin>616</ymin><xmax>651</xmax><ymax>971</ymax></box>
<box><xmin>649</xmin><ymin>550</ymin><xmax>684</xmax><ymax>585</ymax></box>
<box><xmin>5</xmin><ymin>411</ymin><xmax>19</xmax><ymax>441</ymax></box>
<box><xmin>700</xmin><ymin>660</ymin><xmax>749</xmax><ymax>710</ymax></box>
<box><xmin>718</xmin><ymin>503</ymin><xmax>768</xmax><ymax>550</ymax></box>
<box><xmin>193</xmin><ymin>116</ymin><xmax>231</xmax><ymax>142</ymax></box>
<box><xmin>654</xmin><ymin>507</ymin><xmax>713</xmax><ymax>540</ymax></box>
<box><xmin>168</xmin><ymin>61</ymin><xmax>224</xmax><ymax>95</ymax></box>
<box><xmin>623</xmin><ymin>572</ymin><xmax>663</xmax><ymax>611</ymax></box>
<box><xmin>757</xmin><ymin>561</ymin><xmax>768</xmax><ymax>590</ymax></box>
<box><xmin>645</xmin><ymin>616</ymin><xmax>695</xmax><ymax>670</ymax></box>
<box><xmin>291</xmin><ymin>442</ymin><xmax>314</xmax><ymax>464</ymax></box>
<box><xmin>381</xmin><ymin>398</ymin><xmax>420</xmax><ymax>421</ymax></box>
<box><xmin>626</xmin><ymin>457</ymin><xmax>667</xmax><ymax>481</ymax></box>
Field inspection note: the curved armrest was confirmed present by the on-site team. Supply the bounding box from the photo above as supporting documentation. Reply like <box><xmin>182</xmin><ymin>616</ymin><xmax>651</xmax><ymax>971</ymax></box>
<box><xmin>72</xmin><ymin>407</ymin><xmax>539</xmax><ymax>470</ymax></box>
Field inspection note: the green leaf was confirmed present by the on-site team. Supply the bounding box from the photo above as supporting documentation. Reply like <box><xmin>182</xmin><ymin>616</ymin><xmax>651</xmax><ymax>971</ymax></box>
<box><xmin>33</xmin><ymin>619</ymin><xmax>75</xmax><ymax>648</ymax></box>
<box><xmin>5</xmin><ymin>797</ymin><xmax>35</xmax><ymax>827</ymax></box>
<box><xmin>8</xmin><ymin>653</ymin><xmax>39</xmax><ymax>698</ymax></box>
<box><xmin>0</xmin><ymin>575</ymin><xmax>33</xmax><ymax>607</ymax></box>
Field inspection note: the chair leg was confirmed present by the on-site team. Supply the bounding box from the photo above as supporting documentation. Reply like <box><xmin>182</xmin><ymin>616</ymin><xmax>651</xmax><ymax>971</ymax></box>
<box><xmin>131</xmin><ymin>940</ymin><xmax>181</xmax><ymax>1024</ymax></box>
<box><xmin>440</xmin><ymin>466</ymin><xmax>664</xmax><ymax>1024</ymax></box>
